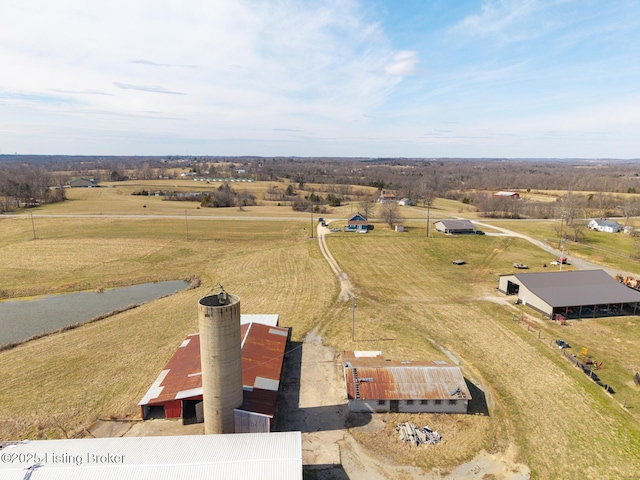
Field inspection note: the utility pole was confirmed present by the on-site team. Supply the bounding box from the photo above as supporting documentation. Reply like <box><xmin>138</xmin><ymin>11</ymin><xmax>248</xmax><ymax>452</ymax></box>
<box><xmin>426</xmin><ymin>201</ymin><xmax>431</xmax><ymax>238</ymax></box>
<box><xmin>558</xmin><ymin>211</ymin><xmax>566</xmax><ymax>249</ymax></box>
<box><xmin>310</xmin><ymin>204</ymin><xmax>314</xmax><ymax>239</ymax></box>
<box><xmin>29</xmin><ymin>211</ymin><xmax>37</xmax><ymax>240</ymax></box>
<box><xmin>351</xmin><ymin>298</ymin><xmax>357</xmax><ymax>341</ymax></box>
<box><xmin>559</xmin><ymin>241</ymin><xmax>565</xmax><ymax>272</ymax></box>
<box><xmin>185</xmin><ymin>210</ymin><xmax>189</xmax><ymax>241</ymax></box>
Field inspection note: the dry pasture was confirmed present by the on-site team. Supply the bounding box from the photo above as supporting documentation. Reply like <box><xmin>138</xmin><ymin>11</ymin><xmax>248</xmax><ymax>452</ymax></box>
<box><xmin>1</xmin><ymin>192</ymin><xmax>640</xmax><ymax>478</ymax></box>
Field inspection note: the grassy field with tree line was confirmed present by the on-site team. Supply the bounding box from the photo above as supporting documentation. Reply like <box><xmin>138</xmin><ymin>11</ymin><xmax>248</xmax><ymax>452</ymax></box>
<box><xmin>2</xmin><ymin>158</ymin><xmax>640</xmax><ymax>478</ymax></box>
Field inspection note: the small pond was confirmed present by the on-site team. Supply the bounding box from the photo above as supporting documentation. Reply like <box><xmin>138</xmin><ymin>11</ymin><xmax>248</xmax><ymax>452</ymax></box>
<box><xmin>0</xmin><ymin>280</ymin><xmax>190</xmax><ymax>346</ymax></box>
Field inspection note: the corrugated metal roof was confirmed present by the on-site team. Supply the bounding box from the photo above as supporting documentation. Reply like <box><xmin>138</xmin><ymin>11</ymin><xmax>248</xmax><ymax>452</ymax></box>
<box><xmin>590</xmin><ymin>218</ymin><xmax>620</xmax><ymax>227</ymax></box>
<box><xmin>345</xmin><ymin>365</ymin><xmax>470</xmax><ymax>401</ymax></box>
<box><xmin>342</xmin><ymin>351</ymin><xmax>446</xmax><ymax>368</ymax></box>
<box><xmin>241</xmin><ymin>314</ymin><xmax>279</xmax><ymax>326</ymax></box>
<box><xmin>139</xmin><ymin>323</ymin><xmax>290</xmax><ymax>420</ymax></box>
<box><xmin>0</xmin><ymin>433</ymin><xmax>301</xmax><ymax>480</ymax></box>
<box><xmin>240</xmin><ymin>322</ymin><xmax>290</xmax><ymax>417</ymax></box>
<box><xmin>341</xmin><ymin>352</ymin><xmax>471</xmax><ymax>401</ymax></box>
<box><xmin>138</xmin><ymin>333</ymin><xmax>203</xmax><ymax>405</ymax></box>
<box><xmin>511</xmin><ymin>270</ymin><xmax>640</xmax><ymax>307</ymax></box>
<box><xmin>435</xmin><ymin>219</ymin><xmax>475</xmax><ymax>230</ymax></box>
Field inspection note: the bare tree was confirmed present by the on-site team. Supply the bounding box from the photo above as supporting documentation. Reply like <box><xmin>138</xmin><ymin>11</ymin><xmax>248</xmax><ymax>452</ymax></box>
<box><xmin>357</xmin><ymin>200</ymin><xmax>376</xmax><ymax>220</ymax></box>
<box><xmin>379</xmin><ymin>202</ymin><xmax>403</xmax><ymax>228</ymax></box>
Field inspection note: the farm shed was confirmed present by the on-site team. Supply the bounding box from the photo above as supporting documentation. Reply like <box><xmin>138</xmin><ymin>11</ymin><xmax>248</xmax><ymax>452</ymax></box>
<box><xmin>0</xmin><ymin>433</ymin><xmax>302</xmax><ymax>480</ymax></box>
<box><xmin>434</xmin><ymin>219</ymin><xmax>476</xmax><ymax>234</ymax></box>
<box><xmin>492</xmin><ymin>191</ymin><xmax>520</xmax><ymax>199</ymax></box>
<box><xmin>344</xmin><ymin>212</ymin><xmax>369</xmax><ymax>233</ymax></box>
<box><xmin>68</xmin><ymin>177</ymin><xmax>97</xmax><ymax>187</ymax></box>
<box><xmin>139</xmin><ymin>317</ymin><xmax>290</xmax><ymax>432</ymax></box>
<box><xmin>341</xmin><ymin>351</ymin><xmax>471</xmax><ymax>414</ymax></box>
<box><xmin>498</xmin><ymin>270</ymin><xmax>640</xmax><ymax>319</ymax></box>
<box><xmin>588</xmin><ymin>218</ymin><xmax>622</xmax><ymax>233</ymax></box>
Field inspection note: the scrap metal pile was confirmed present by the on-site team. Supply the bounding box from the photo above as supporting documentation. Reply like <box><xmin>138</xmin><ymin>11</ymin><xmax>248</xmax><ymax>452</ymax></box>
<box><xmin>396</xmin><ymin>422</ymin><xmax>441</xmax><ymax>446</ymax></box>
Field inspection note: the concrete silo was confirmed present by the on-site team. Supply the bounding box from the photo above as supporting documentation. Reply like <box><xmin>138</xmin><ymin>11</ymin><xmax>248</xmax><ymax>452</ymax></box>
<box><xmin>198</xmin><ymin>290</ymin><xmax>243</xmax><ymax>434</ymax></box>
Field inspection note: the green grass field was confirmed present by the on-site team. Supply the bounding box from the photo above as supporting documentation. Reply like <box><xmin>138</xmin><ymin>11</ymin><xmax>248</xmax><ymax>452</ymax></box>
<box><xmin>1</xmin><ymin>184</ymin><xmax>640</xmax><ymax>478</ymax></box>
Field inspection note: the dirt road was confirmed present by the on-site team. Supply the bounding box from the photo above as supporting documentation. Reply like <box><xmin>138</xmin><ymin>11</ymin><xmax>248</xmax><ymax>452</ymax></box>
<box><xmin>282</xmin><ymin>224</ymin><xmax>530</xmax><ymax>479</ymax></box>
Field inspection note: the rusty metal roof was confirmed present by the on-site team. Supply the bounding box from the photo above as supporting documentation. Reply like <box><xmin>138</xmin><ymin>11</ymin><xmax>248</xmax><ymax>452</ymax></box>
<box><xmin>240</xmin><ymin>322</ymin><xmax>290</xmax><ymax>416</ymax></box>
<box><xmin>341</xmin><ymin>351</ymin><xmax>471</xmax><ymax>401</ymax></box>
<box><xmin>139</xmin><ymin>323</ymin><xmax>290</xmax><ymax>419</ymax></box>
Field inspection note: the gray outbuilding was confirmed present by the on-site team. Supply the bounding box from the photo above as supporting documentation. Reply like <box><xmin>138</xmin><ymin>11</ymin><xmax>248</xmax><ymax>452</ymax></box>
<box><xmin>434</xmin><ymin>219</ymin><xmax>476</xmax><ymax>234</ymax></box>
<box><xmin>498</xmin><ymin>270</ymin><xmax>640</xmax><ymax>319</ymax></box>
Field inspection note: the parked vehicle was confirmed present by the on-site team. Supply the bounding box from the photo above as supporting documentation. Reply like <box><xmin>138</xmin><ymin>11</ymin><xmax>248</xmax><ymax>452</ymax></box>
<box><xmin>475</xmin><ymin>230</ymin><xmax>485</xmax><ymax>235</ymax></box>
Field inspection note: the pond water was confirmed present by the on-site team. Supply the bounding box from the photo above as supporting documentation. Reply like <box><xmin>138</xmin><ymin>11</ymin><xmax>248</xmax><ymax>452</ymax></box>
<box><xmin>0</xmin><ymin>280</ymin><xmax>190</xmax><ymax>346</ymax></box>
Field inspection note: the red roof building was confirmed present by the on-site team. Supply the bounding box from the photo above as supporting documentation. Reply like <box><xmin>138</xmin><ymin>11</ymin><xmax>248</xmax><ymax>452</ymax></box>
<box><xmin>139</xmin><ymin>320</ymin><xmax>290</xmax><ymax>432</ymax></box>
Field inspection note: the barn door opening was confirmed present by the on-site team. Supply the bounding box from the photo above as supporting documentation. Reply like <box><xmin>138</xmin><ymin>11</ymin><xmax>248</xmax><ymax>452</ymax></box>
<box><xmin>390</xmin><ymin>400</ymin><xmax>399</xmax><ymax>412</ymax></box>
<box><xmin>182</xmin><ymin>400</ymin><xmax>203</xmax><ymax>425</ymax></box>
<box><xmin>507</xmin><ymin>281</ymin><xmax>519</xmax><ymax>296</ymax></box>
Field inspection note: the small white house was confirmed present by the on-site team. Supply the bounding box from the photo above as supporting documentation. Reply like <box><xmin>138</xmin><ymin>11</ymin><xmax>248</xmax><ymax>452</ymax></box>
<box><xmin>588</xmin><ymin>218</ymin><xmax>621</xmax><ymax>233</ymax></box>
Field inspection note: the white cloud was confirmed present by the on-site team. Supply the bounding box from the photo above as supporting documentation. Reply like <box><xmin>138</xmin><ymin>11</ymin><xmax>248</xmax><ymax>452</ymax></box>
<box><xmin>384</xmin><ymin>51</ymin><xmax>419</xmax><ymax>76</ymax></box>
<box><xmin>0</xmin><ymin>0</ymin><xmax>419</xmax><ymax>153</ymax></box>
<box><xmin>453</xmin><ymin>0</ymin><xmax>543</xmax><ymax>39</ymax></box>
<box><xmin>113</xmin><ymin>83</ymin><xmax>186</xmax><ymax>96</ymax></box>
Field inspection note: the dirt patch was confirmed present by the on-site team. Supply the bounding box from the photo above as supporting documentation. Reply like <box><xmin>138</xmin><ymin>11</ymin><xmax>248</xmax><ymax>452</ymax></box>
<box><xmin>88</xmin><ymin>418</ymin><xmax>204</xmax><ymax>438</ymax></box>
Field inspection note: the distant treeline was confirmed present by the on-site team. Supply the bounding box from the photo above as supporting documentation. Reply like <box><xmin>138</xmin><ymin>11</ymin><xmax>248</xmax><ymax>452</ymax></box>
<box><xmin>0</xmin><ymin>164</ymin><xmax>66</xmax><ymax>212</ymax></box>
<box><xmin>3</xmin><ymin>154</ymin><xmax>640</xmax><ymax>219</ymax></box>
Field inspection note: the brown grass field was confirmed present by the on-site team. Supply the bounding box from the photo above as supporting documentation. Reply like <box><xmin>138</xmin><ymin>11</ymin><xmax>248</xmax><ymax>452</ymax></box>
<box><xmin>1</xmin><ymin>185</ymin><xmax>640</xmax><ymax>479</ymax></box>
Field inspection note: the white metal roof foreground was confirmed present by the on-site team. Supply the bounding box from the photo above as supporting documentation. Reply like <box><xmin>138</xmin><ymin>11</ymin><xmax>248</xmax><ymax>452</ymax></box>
<box><xmin>0</xmin><ymin>432</ymin><xmax>302</xmax><ymax>480</ymax></box>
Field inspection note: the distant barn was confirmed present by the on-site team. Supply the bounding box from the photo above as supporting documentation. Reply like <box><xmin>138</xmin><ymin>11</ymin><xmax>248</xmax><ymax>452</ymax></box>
<box><xmin>69</xmin><ymin>177</ymin><xmax>97</xmax><ymax>188</ymax></box>
<box><xmin>434</xmin><ymin>219</ymin><xmax>476</xmax><ymax>235</ymax></box>
<box><xmin>492</xmin><ymin>191</ymin><xmax>520</xmax><ymax>199</ymax></box>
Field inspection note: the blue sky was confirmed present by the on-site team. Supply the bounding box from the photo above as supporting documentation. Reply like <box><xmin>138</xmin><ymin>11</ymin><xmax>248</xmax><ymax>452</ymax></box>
<box><xmin>1</xmin><ymin>0</ymin><xmax>639</xmax><ymax>158</ymax></box>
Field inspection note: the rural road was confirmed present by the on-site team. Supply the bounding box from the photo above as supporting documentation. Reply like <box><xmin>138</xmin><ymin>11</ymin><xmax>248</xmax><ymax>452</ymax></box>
<box><xmin>471</xmin><ymin>219</ymin><xmax>637</xmax><ymax>278</ymax></box>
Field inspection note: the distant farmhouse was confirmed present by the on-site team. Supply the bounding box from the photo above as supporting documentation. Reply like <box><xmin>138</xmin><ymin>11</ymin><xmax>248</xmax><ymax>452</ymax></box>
<box><xmin>588</xmin><ymin>218</ymin><xmax>622</xmax><ymax>233</ymax></box>
<box><xmin>344</xmin><ymin>212</ymin><xmax>368</xmax><ymax>233</ymax></box>
<box><xmin>492</xmin><ymin>191</ymin><xmax>520</xmax><ymax>199</ymax></box>
<box><xmin>341</xmin><ymin>351</ymin><xmax>471</xmax><ymax>414</ymax></box>
<box><xmin>378</xmin><ymin>189</ymin><xmax>397</xmax><ymax>204</ymax></box>
<box><xmin>499</xmin><ymin>270</ymin><xmax>640</xmax><ymax>319</ymax></box>
<box><xmin>69</xmin><ymin>177</ymin><xmax>97</xmax><ymax>188</ymax></box>
<box><xmin>434</xmin><ymin>219</ymin><xmax>476</xmax><ymax>235</ymax></box>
